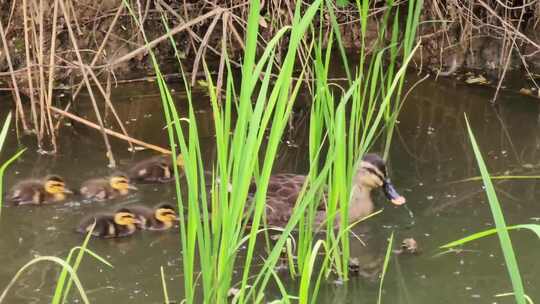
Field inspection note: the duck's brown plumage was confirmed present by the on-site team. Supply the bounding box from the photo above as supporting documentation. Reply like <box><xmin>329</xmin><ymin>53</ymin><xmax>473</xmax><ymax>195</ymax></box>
<box><xmin>8</xmin><ymin>175</ymin><xmax>71</xmax><ymax>205</ymax></box>
<box><xmin>249</xmin><ymin>174</ymin><xmax>319</xmax><ymax>227</ymax></box>
<box><xmin>77</xmin><ymin>208</ymin><xmax>139</xmax><ymax>238</ymax></box>
<box><xmin>80</xmin><ymin>174</ymin><xmax>136</xmax><ymax>201</ymax></box>
<box><xmin>123</xmin><ymin>204</ymin><xmax>178</xmax><ymax>230</ymax></box>
<box><xmin>249</xmin><ymin>154</ymin><xmax>406</xmax><ymax>228</ymax></box>
<box><xmin>127</xmin><ymin>155</ymin><xmax>182</xmax><ymax>183</ymax></box>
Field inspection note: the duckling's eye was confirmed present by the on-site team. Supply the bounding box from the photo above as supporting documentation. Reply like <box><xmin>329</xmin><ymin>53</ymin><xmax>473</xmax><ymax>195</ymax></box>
<box><xmin>46</xmin><ymin>182</ymin><xmax>65</xmax><ymax>190</ymax></box>
<box><xmin>364</xmin><ymin>167</ymin><xmax>384</xmax><ymax>183</ymax></box>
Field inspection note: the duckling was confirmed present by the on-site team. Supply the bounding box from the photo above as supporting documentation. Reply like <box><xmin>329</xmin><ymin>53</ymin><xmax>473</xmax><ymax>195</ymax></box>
<box><xmin>127</xmin><ymin>154</ymin><xmax>184</xmax><ymax>183</ymax></box>
<box><xmin>252</xmin><ymin>153</ymin><xmax>406</xmax><ymax>228</ymax></box>
<box><xmin>77</xmin><ymin>208</ymin><xmax>141</xmax><ymax>238</ymax></box>
<box><xmin>8</xmin><ymin>175</ymin><xmax>72</xmax><ymax>205</ymax></box>
<box><xmin>123</xmin><ymin>203</ymin><xmax>179</xmax><ymax>230</ymax></box>
<box><xmin>80</xmin><ymin>173</ymin><xmax>137</xmax><ymax>201</ymax></box>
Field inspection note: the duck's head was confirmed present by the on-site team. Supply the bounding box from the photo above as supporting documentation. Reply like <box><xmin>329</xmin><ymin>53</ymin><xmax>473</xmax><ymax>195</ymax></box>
<box><xmin>44</xmin><ymin>175</ymin><xmax>72</xmax><ymax>200</ymax></box>
<box><xmin>113</xmin><ymin>208</ymin><xmax>141</xmax><ymax>226</ymax></box>
<box><xmin>109</xmin><ymin>174</ymin><xmax>137</xmax><ymax>194</ymax></box>
<box><xmin>154</xmin><ymin>204</ymin><xmax>179</xmax><ymax>225</ymax></box>
<box><xmin>356</xmin><ymin>154</ymin><xmax>406</xmax><ymax>206</ymax></box>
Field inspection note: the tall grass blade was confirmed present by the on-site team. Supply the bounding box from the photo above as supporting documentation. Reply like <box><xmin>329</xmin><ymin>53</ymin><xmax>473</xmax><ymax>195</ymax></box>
<box><xmin>0</xmin><ymin>257</ymin><xmax>90</xmax><ymax>304</ymax></box>
<box><xmin>377</xmin><ymin>232</ymin><xmax>394</xmax><ymax>304</ymax></box>
<box><xmin>440</xmin><ymin>224</ymin><xmax>540</xmax><ymax>249</ymax></box>
<box><xmin>56</xmin><ymin>224</ymin><xmax>112</xmax><ymax>303</ymax></box>
<box><xmin>464</xmin><ymin>114</ymin><xmax>526</xmax><ymax>304</ymax></box>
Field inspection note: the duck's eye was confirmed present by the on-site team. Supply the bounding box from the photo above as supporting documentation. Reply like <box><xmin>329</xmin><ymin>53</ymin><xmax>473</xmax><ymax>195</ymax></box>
<box><xmin>157</xmin><ymin>209</ymin><xmax>177</xmax><ymax>220</ymax></box>
<box><xmin>163</xmin><ymin>210</ymin><xmax>176</xmax><ymax>217</ymax></box>
<box><xmin>364</xmin><ymin>167</ymin><xmax>384</xmax><ymax>183</ymax></box>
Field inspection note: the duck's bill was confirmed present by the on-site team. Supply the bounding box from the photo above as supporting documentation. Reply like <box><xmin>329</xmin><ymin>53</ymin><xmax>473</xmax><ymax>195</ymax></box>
<box><xmin>128</xmin><ymin>184</ymin><xmax>138</xmax><ymax>191</ymax></box>
<box><xmin>383</xmin><ymin>179</ymin><xmax>406</xmax><ymax>205</ymax></box>
<box><xmin>63</xmin><ymin>188</ymin><xmax>74</xmax><ymax>194</ymax></box>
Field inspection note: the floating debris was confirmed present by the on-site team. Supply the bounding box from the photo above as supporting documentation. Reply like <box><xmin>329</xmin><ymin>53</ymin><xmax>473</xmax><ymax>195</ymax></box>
<box><xmin>465</xmin><ymin>74</ymin><xmax>489</xmax><ymax>85</ymax></box>
<box><xmin>394</xmin><ymin>238</ymin><xmax>420</xmax><ymax>255</ymax></box>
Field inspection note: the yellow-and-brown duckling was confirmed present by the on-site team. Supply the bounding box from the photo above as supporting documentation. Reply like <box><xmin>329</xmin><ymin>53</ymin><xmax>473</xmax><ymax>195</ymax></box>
<box><xmin>252</xmin><ymin>153</ymin><xmax>406</xmax><ymax>228</ymax></box>
<box><xmin>77</xmin><ymin>208</ymin><xmax>141</xmax><ymax>238</ymax></box>
<box><xmin>80</xmin><ymin>173</ymin><xmax>137</xmax><ymax>201</ymax></box>
<box><xmin>8</xmin><ymin>175</ymin><xmax>73</xmax><ymax>205</ymax></box>
<box><xmin>123</xmin><ymin>203</ymin><xmax>179</xmax><ymax>230</ymax></box>
<box><xmin>127</xmin><ymin>154</ymin><xmax>184</xmax><ymax>183</ymax></box>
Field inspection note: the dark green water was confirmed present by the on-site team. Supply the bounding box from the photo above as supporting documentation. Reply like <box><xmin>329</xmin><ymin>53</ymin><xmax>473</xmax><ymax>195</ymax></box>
<box><xmin>1</xmin><ymin>75</ymin><xmax>540</xmax><ymax>303</ymax></box>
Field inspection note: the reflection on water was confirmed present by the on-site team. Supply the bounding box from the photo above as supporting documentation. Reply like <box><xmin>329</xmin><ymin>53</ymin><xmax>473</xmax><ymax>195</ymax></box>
<box><xmin>1</xmin><ymin>75</ymin><xmax>540</xmax><ymax>303</ymax></box>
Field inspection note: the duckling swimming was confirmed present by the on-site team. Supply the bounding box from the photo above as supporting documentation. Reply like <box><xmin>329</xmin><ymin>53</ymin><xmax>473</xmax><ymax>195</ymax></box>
<box><xmin>124</xmin><ymin>203</ymin><xmax>179</xmax><ymax>230</ymax></box>
<box><xmin>77</xmin><ymin>208</ymin><xmax>141</xmax><ymax>238</ymax></box>
<box><xmin>8</xmin><ymin>175</ymin><xmax>72</xmax><ymax>205</ymax></box>
<box><xmin>80</xmin><ymin>173</ymin><xmax>137</xmax><ymax>201</ymax></box>
<box><xmin>127</xmin><ymin>154</ymin><xmax>184</xmax><ymax>183</ymax></box>
<box><xmin>252</xmin><ymin>153</ymin><xmax>406</xmax><ymax>228</ymax></box>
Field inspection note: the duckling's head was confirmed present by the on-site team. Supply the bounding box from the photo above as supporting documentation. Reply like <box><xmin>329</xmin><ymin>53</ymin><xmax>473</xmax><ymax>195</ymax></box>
<box><xmin>154</xmin><ymin>204</ymin><xmax>179</xmax><ymax>225</ymax></box>
<box><xmin>109</xmin><ymin>174</ymin><xmax>137</xmax><ymax>194</ymax></box>
<box><xmin>174</xmin><ymin>154</ymin><xmax>184</xmax><ymax>168</ymax></box>
<box><xmin>113</xmin><ymin>208</ymin><xmax>141</xmax><ymax>226</ymax></box>
<box><xmin>44</xmin><ymin>175</ymin><xmax>72</xmax><ymax>201</ymax></box>
<box><xmin>356</xmin><ymin>154</ymin><xmax>406</xmax><ymax>206</ymax></box>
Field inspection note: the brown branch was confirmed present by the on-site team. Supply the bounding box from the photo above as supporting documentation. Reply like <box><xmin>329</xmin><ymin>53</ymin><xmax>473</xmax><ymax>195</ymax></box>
<box><xmin>50</xmin><ymin>106</ymin><xmax>171</xmax><ymax>154</ymax></box>
<box><xmin>58</xmin><ymin>0</ymin><xmax>116</xmax><ymax>167</ymax></box>
<box><xmin>0</xmin><ymin>14</ymin><xmax>29</xmax><ymax>131</ymax></box>
<box><xmin>101</xmin><ymin>7</ymin><xmax>225</xmax><ymax>69</ymax></box>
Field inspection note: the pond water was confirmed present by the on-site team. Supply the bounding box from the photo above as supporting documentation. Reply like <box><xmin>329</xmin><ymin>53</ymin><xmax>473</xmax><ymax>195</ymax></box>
<box><xmin>1</xmin><ymin>73</ymin><xmax>540</xmax><ymax>304</ymax></box>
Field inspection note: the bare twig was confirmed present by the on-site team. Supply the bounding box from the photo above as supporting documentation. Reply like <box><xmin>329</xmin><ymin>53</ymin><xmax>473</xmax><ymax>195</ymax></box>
<box><xmin>50</xmin><ymin>106</ymin><xmax>171</xmax><ymax>154</ymax></box>
<box><xmin>58</xmin><ymin>0</ymin><xmax>116</xmax><ymax>167</ymax></box>
<box><xmin>102</xmin><ymin>8</ymin><xmax>225</xmax><ymax>69</ymax></box>
<box><xmin>0</xmin><ymin>15</ymin><xmax>29</xmax><ymax>132</ymax></box>
<box><xmin>191</xmin><ymin>12</ymin><xmax>222</xmax><ymax>85</ymax></box>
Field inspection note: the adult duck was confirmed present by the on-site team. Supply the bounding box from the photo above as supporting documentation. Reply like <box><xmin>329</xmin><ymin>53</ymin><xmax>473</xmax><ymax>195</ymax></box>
<box><xmin>252</xmin><ymin>153</ymin><xmax>406</xmax><ymax>228</ymax></box>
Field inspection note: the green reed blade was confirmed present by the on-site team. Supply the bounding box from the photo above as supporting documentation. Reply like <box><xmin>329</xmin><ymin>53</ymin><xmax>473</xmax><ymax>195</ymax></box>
<box><xmin>440</xmin><ymin>224</ymin><xmax>540</xmax><ymax>249</ymax></box>
<box><xmin>464</xmin><ymin>114</ymin><xmax>526</xmax><ymax>304</ymax></box>
<box><xmin>378</xmin><ymin>232</ymin><xmax>394</xmax><ymax>304</ymax></box>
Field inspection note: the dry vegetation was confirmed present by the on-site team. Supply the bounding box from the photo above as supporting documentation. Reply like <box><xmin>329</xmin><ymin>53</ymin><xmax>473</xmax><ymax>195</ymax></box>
<box><xmin>0</xmin><ymin>0</ymin><xmax>539</xmax><ymax>153</ymax></box>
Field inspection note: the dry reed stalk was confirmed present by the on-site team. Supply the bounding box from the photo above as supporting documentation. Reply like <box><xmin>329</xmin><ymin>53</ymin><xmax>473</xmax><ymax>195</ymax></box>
<box><xmin>86</xmin><ymin>66</ymin><xmax>134</xmax><ymax>151</ymax></box>
<box><xmin>216</xmin><ymin>11</ymin><xmax>229</xmax><ymax>102</ymax></box>
<box><xmin>58</xmin><ymin>0</ymin><xmax>116</xmax><ymax>167</ymax></box>
<box><xmin>45</xmin><ymin>0</ymin><xmax>60</xmax><ymax>150</ymax></box>
<box><xmin>36</xmin><ymin>0</ymin><xmax>57</xmax><ymax>151</ymax></box>
<box><xmin>50</xmin><ymin>106</ymin><xmax>170</xmax><ymax>154</ymax></box>
<box><xmin>22</xmin><ymin>0</ymin><xmax>39</xmax><ymax>139</ymax></box>
<box><xmin>103</xmin><ymin>8</ymin><xmax>225</xmax><ymax>69</ymax></box>
<box><xmin>71</xmin><ymin>2</ymin><xmax>125</xmax><ymax>100</ymax></box>
<box><xmin>155</xmin><ymin>0</ymin><xmax>243</xmax><ymax>70</ymax></box>
<box><xmin>191</xmin><ymin>12</ymin><xmax>222</xmax><ymax>85</ymax></box>
<box><xmin>477</xmin><ymin>0</ymin><xmax>540</xmax><ymax>49</ymax></box>
<box><xmin>67</xmin><ymin>0</ymin><xmax>83</xmax><ymax>36</ymax></box>
<box><xmin>491</xmin><ymin>6</ymin><xmax>526</xmax><ymax>103</ymax></box>
<box><xmin>3</xmin><ymin>0</ymin><xmax>17</xmax><ymax>35</ymax></box>
<box><xmin>0</xmin><ymin>15</ymin><xmax>29</xmax><ymax>132</ymax></box>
